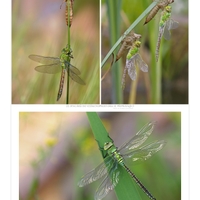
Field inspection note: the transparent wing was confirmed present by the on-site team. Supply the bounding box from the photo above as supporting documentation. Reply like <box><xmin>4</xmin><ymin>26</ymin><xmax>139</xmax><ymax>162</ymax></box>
<box><xmin>35</xmin><ymin>63</ymin><xmax>61</xmax><ymax>74</ymax></box>
<box><xmin>95</xmin><ymin>160</ymin><xmax>120</xmax><ymax>200</ymax></box>
<box><xmin>134</xmin><ymin>54</ymin><xmax>148</xmax><ymax>72</ymax></box>
<box><xmin>65</xmin><ymin>61</ymin><xmax>81</xmax><ymax>75</ymax></box>
<box><xmin>119</xmin><ymin>122</ymin><xmax>156</xmax><ymax>154</ymax></box>
<box><xmin>163</xmin><ymin>19</ymin><xmax>179</xmax><ymax>40</ymax></box>
<box><xmin>78</xmin><ymin>162</ymin><xmax>108</xmax><ymax>187</ymax></box>
<box><xmin>78</xmin><ymin>156</ymin><xmax>114</xmax><ymax>187</ymax></box>
<box><xmin>68</xmin><ymin>70</ymin><xmax>86</xmax><ymax>85</ymax></box>
<box><xmin>29</xmin><ymin>55</ymin><xmax>60</xmax><ymax>65</ymax></box>
<box><xmin>122</xmin><ymin>140</ymin><xmax>166</xmax><ymax>164</ymax></box>
<box><xmin>168</xmin><ymin>19</ymin><xmax>179</xmax><ymax>30</ymax></box>
<box><xmin>126</xmin><ymin>56</ymin><xmax>136</xmax><ymax>81</ymax></box>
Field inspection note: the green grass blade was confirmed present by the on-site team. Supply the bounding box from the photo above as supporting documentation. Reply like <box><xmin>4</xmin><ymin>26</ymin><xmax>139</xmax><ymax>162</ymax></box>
<box><xmin>66</xmin><ymin>0</ymin><xmax>71</xmax><ymax>104</ymax></box>
<box><xmin>106</xmin><ymin>0</ymin><xmax>123</xmax><ymax>103</ymax></box>
<box><xmin>86</xmin><ymin>112</ymin><xmax>142</xmax><ymax>200</ymax></box>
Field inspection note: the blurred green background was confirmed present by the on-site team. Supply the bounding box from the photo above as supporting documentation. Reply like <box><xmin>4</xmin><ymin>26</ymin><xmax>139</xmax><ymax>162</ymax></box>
<box><xmin>12</xmin><ymin>0</ymin><xmax>99</xmax><ymax>104</ymax></box>
<box><xmin>101</xmin><ymin>0</ymin><xmax>188</xmax><ymax>104</ymax></box>
<box><xmin>19</xmin><ymin>112</ymin><xmax>181</xmax><ymax>200</ymax></box>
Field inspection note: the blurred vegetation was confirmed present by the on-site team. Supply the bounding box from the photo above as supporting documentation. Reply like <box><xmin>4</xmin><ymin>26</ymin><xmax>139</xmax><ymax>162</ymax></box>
<box><xmin>12</xmin><ymin>0</ymin><xmax>99</xmax><ymax>104</ymax></box>
<box><xmin>20</xmin><ymin>112</ymin><xmax>181</xmax><ymax>200</ymax></box>
<box><xmin>101</xmin><ymin>0</ymin><xmax>188</xmax><ymax>104</ymax></box>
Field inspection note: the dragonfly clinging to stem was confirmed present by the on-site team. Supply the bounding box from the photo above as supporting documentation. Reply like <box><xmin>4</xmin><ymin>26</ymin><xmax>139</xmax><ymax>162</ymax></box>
<box><xmin>120</xmin><ymin>34</ymin><xmax>148</xmax><ymax>89</ymax></box>
<box><xmin>115</xmin><ymin>31</ymin><xmax>142</xmax><ymax>62</ymax></box>
<box><xmin>144</xmin><ymin>0</ymin><xmax>174</xmax><ymax>25</ymax></box>
<box><xmin>155</xmin><ymin>5</ymin><xmax>178</xmax><ymax>61</ymax></box>
<box><xmin>29</xmin><ymin>45</ymin><xmax>85</xmax><ymax>101</ymax></box>
<box><xmin>78</xmin><ymin>121</ymin><xmax>166</xmax><ymax>200</ymax></box>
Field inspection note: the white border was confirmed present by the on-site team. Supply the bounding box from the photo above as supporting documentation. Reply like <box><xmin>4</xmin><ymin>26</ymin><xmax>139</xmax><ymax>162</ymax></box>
<box><xmin>12</xmin><ymin>105</ymin><xmax>189</xmax><ymax>200</ymax></box>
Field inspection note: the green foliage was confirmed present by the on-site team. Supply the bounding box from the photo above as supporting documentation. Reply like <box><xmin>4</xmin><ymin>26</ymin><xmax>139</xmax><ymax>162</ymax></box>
<box><xmin>87</xmin><ymin>112</ymin><xmax>142</xmax><ymax>200</ymax></box>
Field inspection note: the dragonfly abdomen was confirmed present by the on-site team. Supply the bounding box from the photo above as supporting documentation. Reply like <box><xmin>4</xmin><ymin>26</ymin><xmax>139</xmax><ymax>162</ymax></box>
<box><xmin>155</xmin><ymin>27</ymin><xmax>164</xmax><ymax>62</ymax></box>
<box><xmin>57</xmin><ymin>69</ymin><xmax>66</xmax><ymax>101</ymax></box>
<box><xmin>123</xmin><ymin>164</ymin><xmax>156</xmax><ymax>200</ymax></box>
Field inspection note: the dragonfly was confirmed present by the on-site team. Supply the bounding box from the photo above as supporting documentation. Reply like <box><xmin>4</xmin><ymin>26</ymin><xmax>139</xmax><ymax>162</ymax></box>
<box><xmin>115</xmin><ymin>31</ymin><xmax>142</xmax><ymax>62</ymax></box>
<box><xmin>121</xmin><ymin>38</ymin><xmax>148</xmax><ymax>89</ymax></box>
<box><xmin>60</xmin><ymin>0</ymin><xmax>74</xmax><ymax>27</ymax></box>
<box><xmin>155</xmin><ymin>5</ymin><xmax>178</xmax><ymax>61</ymax></box>
<box><xmin>29</xmin><ymin>45</ymin><xmax>85</xmax><ymax>101</ymax></box>
<box><xmin>78</xmin><ymin>121</ymin><xmax>166</xmax><ymax>200</ymax></box>
<box><xmin>144</xmin><ymin>0</ymin><xmax>174</xmax><ymax>25</ymax></box>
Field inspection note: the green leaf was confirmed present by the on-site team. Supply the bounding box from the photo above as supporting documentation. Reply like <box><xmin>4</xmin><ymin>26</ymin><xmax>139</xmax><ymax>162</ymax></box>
<box><xmin>86</xmin><ymin>112</ymin><xmax>142</xmax><ymax>200</ymax></box>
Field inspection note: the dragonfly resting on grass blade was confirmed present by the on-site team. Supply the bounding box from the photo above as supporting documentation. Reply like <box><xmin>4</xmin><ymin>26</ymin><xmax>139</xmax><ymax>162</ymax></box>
<box><xmin>29</xmin><ymin>45</ymin><xmax>85</xmax><ymax>101</ymax></box>
<box><xmin>155</xmin><ymin>5</ymin><xmax>178</xmax><ymax>61</ymax></box>
<box><xmin>78</xmin><ymin>121</ymin><xmax>166</xmax><ymax>200</ymax></box>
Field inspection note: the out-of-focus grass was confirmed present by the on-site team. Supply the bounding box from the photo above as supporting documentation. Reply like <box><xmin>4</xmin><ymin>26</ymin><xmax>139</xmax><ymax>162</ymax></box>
<box><xmin>101</xmin><ymin>0</ymin><xmax>188</xmax><ymax>104</ymax></box>
<box><xmin>12</xmin><ymin>0</ymin><xmax>99</xmax><ymax>104</ymax></box>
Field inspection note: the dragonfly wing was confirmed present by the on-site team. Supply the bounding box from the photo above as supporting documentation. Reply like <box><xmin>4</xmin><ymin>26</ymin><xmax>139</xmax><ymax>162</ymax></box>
<box><xmin>134</xmin><ymin>54</ymin><xmax>148</xmax><ymax>72</ymax></box>
<box><xmin>78</xmin><ymin>162</ymin><xmax>108</xmax><ymax>187</ymax></box>
<box><xmin>29</xmin><ymin>55</ymin><xmax>60</xmax><ymax>65</ymax></box>
<box><xmin>119</xmin><ymin>122</ymin><xmax>156</xmax><ymax>154</ymax></box>
<box><xmin>95</xmin><ymin>161</ymin><xmax>120</xmax><ymax>200</ymax></box>
<box><xmin>168</xmin><ymin>19</ymin><xmax>179</xmax><ymax>30</ymax></box>
<box><xmin>68</xmin><ymin>70</ymin><xmax>86</xmax><ymax>85</ymax></box>
<box><xmin>123</xmin><ymin>140</ymin><xmax>166</xmax><ymax>164</ymax></box>
<box><xmin>126</xmin><ymin>56</ymin><xmax>137</xmax><ymax>81</ymax></box>
<box><xmin>35</xmin><ymin>63</ymin><xmax>61</xmax><ymax>74</ymax></box>
<box><xmin>78</xmin><ymin>156</ymin><xmax>115</xmax><ymax>187</ymax></box>
<box><xmin>64</xmin><ymin>61</ymin><xmax>81</xmax><ymax>75</ymax></box>
<box><xmin>163</xmin><ymin>19</ymin><xmax>179</xmax><ymax>41</ymax></box>
<box><xmin>163</xmin><ymin>20</ymin><xmax>172</xmax><ymax>40</ymax></box>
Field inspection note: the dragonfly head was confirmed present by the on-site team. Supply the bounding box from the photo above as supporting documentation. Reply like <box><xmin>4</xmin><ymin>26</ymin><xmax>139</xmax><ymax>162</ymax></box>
<box><xmin>135</xmin><ymin>40</ymin><xmax>141</xmax><ymax>48</ymax></box>
<box><xmin>165</xmin><ymin>5</ymin><xmax>172</xmax><ymax>13</ymax></box>
<box><xmin>104</xmin><ymin>142</ymin><xmax>113</xmax><ymax>150</ymax></box>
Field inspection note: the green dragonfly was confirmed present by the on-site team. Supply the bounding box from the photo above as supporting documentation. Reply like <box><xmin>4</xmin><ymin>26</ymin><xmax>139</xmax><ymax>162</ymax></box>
<box><xmin>78</xmin><ymin>121</ymin><xmax>166</xmax><ymax>200</ymax></box>
<box><xmin>29</xmin><ymin>45</ymin><xmax>85</xmax><ymax>101</ymax></box>
<box><xmin>115</xmin><ymin>31</ymin><xmax>142</xmax><ymax>62</ymax></box>
<box><xmin>144</xmin><ymin>0</ymin><xmax>174</xmax><ymax>25</ymax></box>
<box><xmin>121</xmin><ymin>38</ymin><xmax>148</xmax><ymax>89</ymax></box>
<box><xmin>155</xmin><ymin>5</ymin><xmax>178</xmax><ymax>61</ymax></box>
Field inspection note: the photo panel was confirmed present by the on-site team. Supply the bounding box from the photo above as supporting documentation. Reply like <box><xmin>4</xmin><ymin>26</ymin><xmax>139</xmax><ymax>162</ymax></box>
<box><xmin>19</xmin><ymin>112</ymin><xmax>181</xmax><ymax>200</ymax></box>
<box><xmin>101</xmin><ymin>0</ymin><xmax>188</xmax><ymax>104</ymax></box>
<box><xmin>12</xmin><ymin>0</ymin><xmax>100</xmax><ymax>104</ymax></box>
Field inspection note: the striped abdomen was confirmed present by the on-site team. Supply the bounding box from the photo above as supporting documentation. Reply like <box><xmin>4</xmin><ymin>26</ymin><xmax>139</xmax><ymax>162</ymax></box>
<box><xmin>57</xmin><ymin>69</ymin><xmax>65</xmax><ymax>101</ymax></box>
<box><xmin>123</xmin><ymin>164</ymin><xmax>156</xmax><ymax>200</ymax></box>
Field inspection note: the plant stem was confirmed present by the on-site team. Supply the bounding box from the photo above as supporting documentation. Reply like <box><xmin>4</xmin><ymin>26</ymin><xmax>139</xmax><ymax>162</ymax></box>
<box><xmin>66</xmin><ymin>0</ymin><xmax>71</xmax><ymax>104</ymax></box>
<box><xmin>106</xmin><ymin>0</ymin><xmax>123</xmax><ymax>103</ymax></box>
